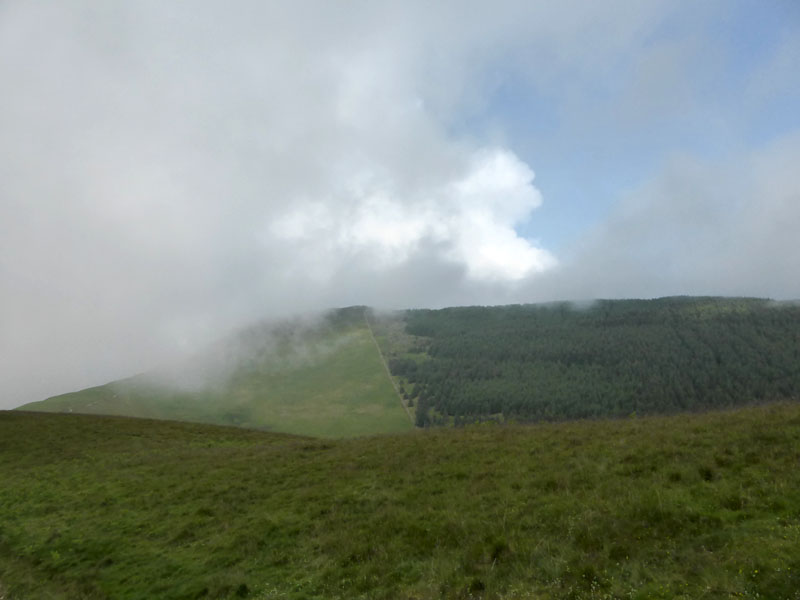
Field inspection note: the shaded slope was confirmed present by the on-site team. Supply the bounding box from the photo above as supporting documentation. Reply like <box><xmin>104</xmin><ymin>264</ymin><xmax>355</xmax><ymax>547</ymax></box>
<box><xmin>1</xmin><ymin>405</ymin><xmax>799</xmax><ymax>599</ymax></box>
<box><xmin>19</xmin><ymin>307</ymin><xmax>411</xmax><ymax>438</ymax></box>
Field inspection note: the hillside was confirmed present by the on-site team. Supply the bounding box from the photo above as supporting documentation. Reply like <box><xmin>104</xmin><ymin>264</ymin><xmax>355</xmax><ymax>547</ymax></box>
<box><xmin>18</xmin><ymin>297</ymin><xmax>800</xmax><ymax>436</ymax></box>
<box><xmin>1</xmin><ymin>405</ymin><xmax>799</xmax><ymax>599</ymax></box>
<box><xmin>387</xmin><ymin>297</ymin><xmax>800</xmax><ymax>426</ymax></box>
<box><xmin>19</xmin><ymin>307</ymin><xmax>412</xmax><ymax>438</ymax></box>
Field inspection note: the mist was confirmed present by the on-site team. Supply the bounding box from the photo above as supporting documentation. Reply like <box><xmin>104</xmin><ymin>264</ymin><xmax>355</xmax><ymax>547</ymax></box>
<box><xmin>2</xmin><ymin>1</ymin><xmax>799</xmax><ymax>408</ymax></box>
<box><xmin>142</xmin><ymin>310</ymin><xmax>355</xmax><ymax>394</ymax></box>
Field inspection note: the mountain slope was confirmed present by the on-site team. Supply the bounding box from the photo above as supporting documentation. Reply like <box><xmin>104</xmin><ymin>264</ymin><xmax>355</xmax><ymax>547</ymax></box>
<box><xmin>19</xmin><ymin>307</ymin><xmax>412</xmax><ymax>438</ymax></box>
<box><xmin>1</xmin><ymin>405</ymin><xmax>799</xmax><ymax>599</ymax></box>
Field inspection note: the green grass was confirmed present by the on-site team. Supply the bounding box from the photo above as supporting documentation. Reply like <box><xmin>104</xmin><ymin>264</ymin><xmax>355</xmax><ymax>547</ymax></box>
<box><xmin>2</xmin><ymin>403</ymin><xmax>799</xmax><ymax>599</ymax></box>
<box><xmin>19</xmin><ymin>311</ymin><xmax>412</xmax><ymax>438</ymax></box>
<box><xmin>225</xmin><ymin>327</ymin><xmax>412</xmax><ymax>437</ymax></box>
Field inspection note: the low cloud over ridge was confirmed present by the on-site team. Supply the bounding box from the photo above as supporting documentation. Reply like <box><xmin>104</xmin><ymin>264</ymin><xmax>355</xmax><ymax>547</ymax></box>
<box><xmin>1</xmin><ymin>1</ymin><xmax>798</xmax><ymax>407</ymax></box>
<box><xmin>0</xmin><ymin>2</ymin><xmax>558</xmax><ymax>406</ymax></box>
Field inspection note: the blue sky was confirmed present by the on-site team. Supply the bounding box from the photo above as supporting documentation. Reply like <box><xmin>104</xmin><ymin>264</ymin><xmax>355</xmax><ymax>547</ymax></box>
<box><xmin>465</xmin><ymin>0</ymin><xmax>800</xmax><ymax>251</ymax></box>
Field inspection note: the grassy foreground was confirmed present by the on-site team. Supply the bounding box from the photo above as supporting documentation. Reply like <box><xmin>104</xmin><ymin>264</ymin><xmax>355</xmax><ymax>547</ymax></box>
<box><xmin>1</xmin><ymin>404</ymin><xmax>799</xmax><ymax>599</ymax></box>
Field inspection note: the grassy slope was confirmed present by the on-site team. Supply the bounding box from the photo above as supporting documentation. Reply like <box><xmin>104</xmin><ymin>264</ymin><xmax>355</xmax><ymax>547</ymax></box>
<box><xmin>1</xmin><ymin>405</ymin><xmax>799</xmax><ymax>599</ymax></box>
<box><xmin>19</xmin><ymin>313</ymin><xmax>411</xmax><ymax>438</ymax></box>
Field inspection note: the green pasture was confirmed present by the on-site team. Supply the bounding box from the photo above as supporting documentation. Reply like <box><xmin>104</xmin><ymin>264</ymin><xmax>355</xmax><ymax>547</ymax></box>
<box><xmin>1</xmin><ymin>403</ymin><xmax>799</xmax><ymax>599</ymax></box>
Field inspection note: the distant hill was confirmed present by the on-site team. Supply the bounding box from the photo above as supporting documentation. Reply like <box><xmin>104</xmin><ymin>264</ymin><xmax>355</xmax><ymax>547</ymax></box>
<box><xmin>387</xmin><ymin>297</ymin><xmax>800</xmax><ymax>426</ymax></box>
<box><xmin>19</xmin><ymin>297</ymin><xmax>800</xmax><ymax>436</ymax></box>
<box><xmin>2</xmin><ymin>404</ymin><xmax>799</xmax><ymax>598</ymax></box>
<box><xmin>19</xmin><ymin>306</ymin><xmax>413</xmax><ymax>438</ymax></box>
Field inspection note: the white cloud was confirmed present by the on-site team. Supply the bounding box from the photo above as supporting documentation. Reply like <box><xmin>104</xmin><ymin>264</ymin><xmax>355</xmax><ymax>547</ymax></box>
<box><xmin>270</xmin><ymin>148</ymin><xmax>553</xmax><ymax>282</ymax></box>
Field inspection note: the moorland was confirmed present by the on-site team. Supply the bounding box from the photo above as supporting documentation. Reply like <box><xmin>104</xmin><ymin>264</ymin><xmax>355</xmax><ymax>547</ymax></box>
<box><xmin>1</xmin><ymin>404</ymin><xmax>799</xmax><ymax>599</ymax></box>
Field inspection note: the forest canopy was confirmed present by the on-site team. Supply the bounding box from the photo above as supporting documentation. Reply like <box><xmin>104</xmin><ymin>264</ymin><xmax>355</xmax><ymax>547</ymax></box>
<box><xmin>389</xmin><ymin>297</ymin><xmax>800</xmax><ymax>426</ymax></box>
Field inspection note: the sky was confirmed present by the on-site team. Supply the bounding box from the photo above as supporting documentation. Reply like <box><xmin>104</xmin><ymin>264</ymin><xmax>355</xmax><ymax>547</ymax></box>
<box><xmin>1</xmin><ymin>0</ymin><xmax>799</xmax><ymax>408</ymax></box>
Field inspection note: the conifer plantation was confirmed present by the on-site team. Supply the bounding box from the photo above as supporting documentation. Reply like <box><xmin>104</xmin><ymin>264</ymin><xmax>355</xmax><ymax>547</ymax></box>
<box><xmin>389</xmin><ymin>298</ymin><xmax>800</xmax><ymax>426</ymax></box>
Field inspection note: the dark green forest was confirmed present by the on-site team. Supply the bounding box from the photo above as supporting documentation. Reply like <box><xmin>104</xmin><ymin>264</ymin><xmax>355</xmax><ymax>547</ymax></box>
<box><xmin>388</xmin><ymin>297</ymin><xmax>800</xmax><ymax>426</ymax></box>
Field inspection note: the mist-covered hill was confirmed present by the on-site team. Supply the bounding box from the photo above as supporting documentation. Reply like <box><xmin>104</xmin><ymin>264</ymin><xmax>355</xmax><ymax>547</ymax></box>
<box><xmin>19</xmin><ymin>306</ymin><xmax>412</xmax><ymax>438</ymax></box>
<box><xmin>19</xmin><ymin>297</ymin><xmax>800</xmax><ymax>436</ymax></box>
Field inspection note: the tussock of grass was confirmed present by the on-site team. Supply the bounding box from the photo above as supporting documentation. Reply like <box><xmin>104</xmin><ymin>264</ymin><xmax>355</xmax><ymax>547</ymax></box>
<box><xmin>1</xmin><ymin>404</ymin><xmax>799</xmax><ymax>599</ymax></box>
